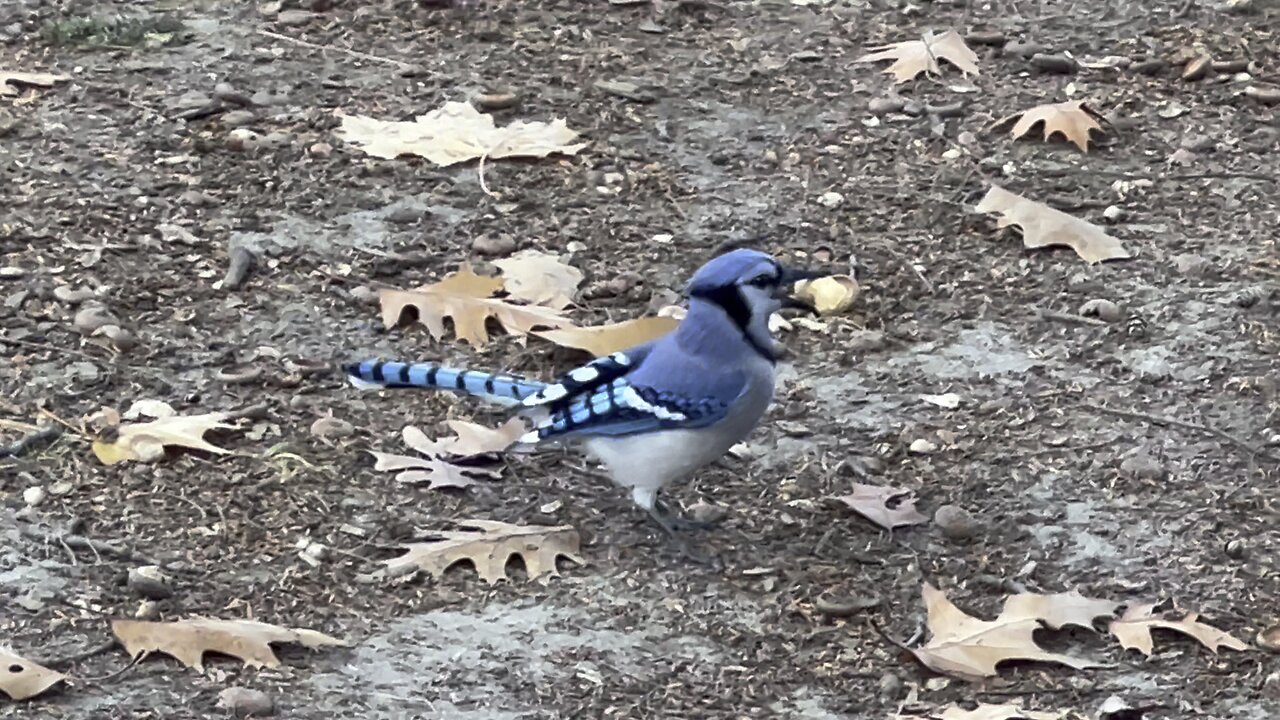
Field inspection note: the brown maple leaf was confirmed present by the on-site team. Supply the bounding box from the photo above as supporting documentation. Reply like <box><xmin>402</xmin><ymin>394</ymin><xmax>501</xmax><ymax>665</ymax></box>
<box><xmin>111</xmin><ymin>618</ymin><xmax>348</xmax><ymax>672</ymax></box>
<box><xmin>858</xmin><ymin>30</ymin><xmax>980</xmax><ymax>83</ymax></box>
<box><xmin>975</xmin><ymin>185</ymin><xmax>1130</xmax><ymax>264</ymax></box>
<box><xmin>832</xmin><ymin>484</ymin><xmax>929</xmax><ymax>530</ymax></box>
<box><xmin>379</xmin><ymin>519</ymin><xmax>583</xmax><ymax>584</ymax></box>
<box><xmin>910</xmin><ymin>584</ymin><xmax>1105</xmax><ymax>680</ymax></box>
<box><xmin>1108</xmin><ymin>603</ymin><xmax>1249</xmax><ymax>656</ymax></box>
<box><xmin>993</xmin><ymin>101</ymin><xmax>1106</xmax><ymax>152</ymax></box>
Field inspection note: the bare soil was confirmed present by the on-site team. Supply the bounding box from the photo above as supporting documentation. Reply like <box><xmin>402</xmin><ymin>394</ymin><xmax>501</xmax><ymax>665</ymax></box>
<box><xmin>2</xmin><ymin>1</ymin><xmax>1278</xmax><ymax>718</ymax></box>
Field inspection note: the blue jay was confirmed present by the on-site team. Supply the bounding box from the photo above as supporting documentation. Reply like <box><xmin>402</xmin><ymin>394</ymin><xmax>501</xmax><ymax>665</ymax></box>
<box><xmin>346</xmin><ymin>248</ymin><xmax>823</xmax><ymax>548</ymax></box>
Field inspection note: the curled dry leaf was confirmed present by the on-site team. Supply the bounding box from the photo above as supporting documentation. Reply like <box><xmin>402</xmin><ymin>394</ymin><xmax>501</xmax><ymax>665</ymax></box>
<box><xmin>0</xmin><ymin>70</ymin><xmax>71</xmax><ymax>97</ymax></box>
<box><xmin>92</xmin><ymin>412</ymin><xmax>234</xmax><ymax>465</ymax></box>
<box><xmin>493</xmin><ymin>250</ymin><xmax>584</xmax><ymax>310</ymax></box>
<box><xmin>858</xmin><ymin>30</ymin><xmax>980</xmax><ymax>83</ymax></box>
<box><xmin>336</xmin><ymin>102</ymin><xmax>586</xmax><ymax>165</ymax></box>
<box><xmin>911</xmin><ymin>584</ymin><xmax>1105</xmax><ymax>680</ymax></box>
<box><xmin>110</xmin><ymin>617</ymin><xmax>348</xmax><ymax>672</ymax></box>
<box><xmin>534</xmin><ymin>316</ymin><xmax>678</xmax><ymax>357</ymax></box>
<box><xmin>380</xmin><ymin>519</ymin><xmax>583</xmax><ymax>584</ymax></box>
<box><xmin>0</xmin><ymin>648</ymin><xmax>66</xmax><ymax>701</ymax></box>
<box><xmin>402</xmin><ymin>418</ymin><xmax>526</xmax><ymax>457</ymax></box>
<box><xmin>793</xmin><ymin>275</ymin><xmax>860</xmax><ymax>315</ymax></box>
<box><xmin>833</xmin><ymin>483</ymin><xmax>929</xmax><ymax>530</ymax></box>
<box><xmin>1108</xmin><ymin>603</ymin><xmax>1249</xmax><ymax>656</ymax></box>
<box><xmin>975</xmin><ymin>185</ymin><xmax>1130</xmax><ymax>264</ymax></box>
<box><xmin>993</xmin><ymin>101</ymin><xmax>1106</xmax><ymax>152</ymax></box>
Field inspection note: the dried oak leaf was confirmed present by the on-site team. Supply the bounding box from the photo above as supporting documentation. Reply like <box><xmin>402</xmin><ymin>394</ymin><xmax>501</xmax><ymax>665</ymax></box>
<box><xmin>998</xmin><ymin>591</ymin><xmax>1120</xmax><ymax>630</ymax></box>
<box><xmin>794</xmin><ymin>275</ymin><xmax>860</xmax><ymax>315</ymax></box>
<box><xmin>336</xmin><ymin>101</ymin><xmax>586</xmax><ymax>165</ymax></box>
<box><xmin>833</xmin><ymin>483</ymin><xmax>929</xmax><ymax>530</ymax></box>
<box><xmin>369</xmin><ymin>451</ymin><xmax>499</xmax><ymax>488</ymax></box>
<box><xmin>493</xmin><ymin>250</ymin><xmax>583</xmax><ymax>310</ymax></box>
<box><xmin>0</xmin><ymin>648</ymin><xmax>66</xmax><ymax>701</ymax></box>
<box><xmin>858</xmin><ymin>30</ymin><xmax>980</xmax><ymax>83</ymax></box>
<box><xmin>110</xmin><ymin>618</ymin><xmax>348</xmax><ymax>672</ymax></box>
<box><xmin>993</xmin><ymin>101</ymin><xmax>1106</xmax><ymax>152</ymax></box>
<box><xmin>379</xmin><ymin>283</ymin><xmax>568</xmax><ymax>346</ymax></box>
<box><xmin>975</xmin><ymin>185</ymin><xmax>1130</xmax><ymax>264</ymax></box>
<box><xmin>0</xmin><ymin>70</ymin><xmax>70</xmax><ymax>97</ymax></box>
<box><xmin>382</xmin><ymin>519</ymin><xmax>583</xmax><ymax>584</ymax></box>
<box><xmin>402</xmin><ymin>418</ymin><xmax>526</xmax><ymax>457</ymax></box>
<box><xmin>92</xmin><ymin>412</ymin><xmax>234</xmax><ymax>465</ymax></box>
<box><xmin>535</xmin><ymin>316</ymin><xmax>679</xmax><ymax>356</ymax></box>
<box><xmin>911</xmin><ymin>584</ymin><xmax>1105</xmax><ymax>680</ymax></box>
<box><xmin>1108</xmin><ymin>603</ymin><xmax>1248</xmax><ymax>656</ymax></box>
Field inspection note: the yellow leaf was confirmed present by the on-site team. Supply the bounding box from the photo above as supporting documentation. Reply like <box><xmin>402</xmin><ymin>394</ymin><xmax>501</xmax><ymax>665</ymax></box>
<box><xmin>493</xmin><ymin>250</ymin><xmax>583</xmax><ymax>310</ymax></box>
<box><xmin>1108</xmin><ymin>603</ymin><xmax>1249</xmax><ymax>656</ymax></box>
<box><xmin>111</xmin><ymin>618</ymin><xmax>348</xmax><ymax>672</ymax></box>
<box><xmin>0</xmin><ymin>70</ymin><xmax>70</xmax><ymax>97</ymax></box>
<box><xmin>380</xmin><ymin>519</ymin><xmax>583</xmax><ymax>584</ymax></box>
<box><xmin>794</xmin><ymin>274</ymin><xmax>860</xmax><ymax>315</ymax></box>
<box><xmin>378</xmin><ymin>286</ymin><xmax>569</xmax><ymax>346</ymax></box>
<box><xmin>994</xmin><ymin>101</ymin><xmax>1105</xmax><ymax>152</ymax></box>
<box><xmin>858</xmin><ymin>30</ymin><xmax>980</xmax><ymax>83</ymax></box>
<box><xmin>92</xmin><ymin>412</ymin><xmax>234</xmax><ymax>465</ymax></box>
<box><xmin>535</xmin><ymin>316</ymin><xmax>679</xmax><ymax>356</ymax></box>
<box><xmin>0</xmin><ymin>649</ymin><xmax>66</xmax><ymax>701</ymax></box>
<box><xmin>911</xmin><ymin>583</ymin><xmax>1104</xmax><ymax>680</ymax></box>
<box><xmin>975</xmin><ymin>185</ymin><xmax>1130</xmax><ymax>264</ymax></box>
<box><xmin>336</xmin><ymin>102</ymin><xmax>587</xmax><ymax>166</ymax></box>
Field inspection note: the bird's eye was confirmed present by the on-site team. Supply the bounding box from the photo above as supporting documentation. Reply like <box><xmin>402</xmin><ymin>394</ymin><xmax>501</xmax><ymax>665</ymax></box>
<box><xmin>747</xmin><ymin>275</ymin><xmax>774</xmax><ymax>287</ymax></box>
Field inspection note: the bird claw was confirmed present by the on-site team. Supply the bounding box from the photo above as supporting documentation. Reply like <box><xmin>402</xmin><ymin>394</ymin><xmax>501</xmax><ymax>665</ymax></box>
<box><xmin>651</xmin><ymin>497</ymin><xmax>722</xmax><ymax>533</ymax></box>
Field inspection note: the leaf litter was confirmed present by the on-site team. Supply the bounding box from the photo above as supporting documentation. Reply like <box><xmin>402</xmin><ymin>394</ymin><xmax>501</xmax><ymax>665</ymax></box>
<box><xmin>0</xmin><ymin>648</ymin><xmax>66</xmax><ymax>701</ymax></box>
<box><xmin>858</xmin><ymin>30</ymin><xmax>980</xmax><ymax>83</ymax></box>
<box><xmin>910</xmin><ymin>584</ymin><xmax>1113</xmax><ymax>680</ymax></box>
<box><xmin>376</xmin><ymin>519</ymin><xmax>583</xmax><ymax>584</ymax></box>
<box><xmin>993</xmin><ymin>101</ymin><xmax>1107</xmax><ymax>152</ymax></box>
<box><xmin>336</xmin><ymin>101</ymin><xmax>586</xmax><ymax>165</ymax></box>
<box><xmin>492</xmin><ymin>249</ymin><xmax>584</xmax><ymax>310</ymax></box>
<box><xmin>833</xmin><ymin>484</ymin><xmax>929</xmax><ymax>530</ymax></box>
<box><xmin>110</xmin><ymin>618</ymin><xmax>348</xmax><ymax>672</ymax></box>
<box><xmin>92</xmin><ymin>409</ymin><xmax>235</xmax><ymax>465</ymax></box>
<box><xmin>975</xmin><ymin>185</ymin><xmax>1130</xmax><ymax>264</ymax></box>
<box><xmin>1107</xmin><ymin>602</ymin><xmax>1249</xmax><ymax>656</ymax></box>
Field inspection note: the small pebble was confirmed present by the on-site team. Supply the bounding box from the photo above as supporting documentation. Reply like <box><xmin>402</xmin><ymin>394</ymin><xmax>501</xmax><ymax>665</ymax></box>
<box><xmin>0</xmin><ymin>266</ymin><xmax>26</xmax><ymax>279</ymax></box>
<box><xmin>73</xmin><ymin>304</ymin><xmax>118</xmax><ymax>334</ymax></box>
<box><xmin>385</xmin><ymin>206</ymin><xmax>427</xmax><ymax>225</ymax></box>
<box><xmin>1120</xmin><ymin>451</ymin><xmax>1165</xmax><ymax>481</ymax></box>
<box><xmin>471</xmin><ymin>234</ymin><xmax>517</xmax><ymax>256</ymax></box>
<box><xmin>135</xmin><ymin>600</ymin><xmax>161</xmax><ymax>620</ymax></box>
<box><xmin>23</xmin><ymin>486</ymin><xmax>46</xmax><ymax>507</ymax></box>
<box><xmin>909</xmin><ymin>438</ymin><xmax>937</xmax><ymax>455</ymax></box>
<box><xmin>878</xmin><ymin>672</ymin><xmax>905</xmax><ymax>700</ymax></box>
<box><xmin>818</xmin><ymin>191</ymin><xmax>844</xmax><ymax>208</ymax></box>
<box><xmin>1079</xmin><ymin>298</ymin><xmax>1122</xmax><ymax>322</ymax></box>
<box><xmin>934</xmin><ymin>504</ymin><xmax>979</xmax><ymax>541</ymax></box>
<box><xmin>53</xmin><ymin>285</ymin><xmax>96</xmax><ymax>304</ymax></box>
<box><xmin>867</xmin><ymin>97</ymin><xmax>905</xmax><ymax>114</ymax></box>
<box><xmin>309</xmin><ymin>142</ymin><xmax>333</xmax><ymax>157</ymax></box>
<box><xmin>276</xmin><ymin>9</ymin><xmax>314</xmax><ymax>26</ymax></box>
<box><xmin>217</xmin><ymin>687</ymin><xmax>276</xmax><ymax>718</ymax></box>
<box><xmin>1172</xmin><ymin>253</ymin><xmax>1211</xmax><ymax>276</ymax></box>
<box><xmin>1030</xmin><ymin>53</ymin><xmax>1078</xmax><ymax>74</ymax></box>
<box><xmin>348</xmin><ymin>286</ymin><xmax>379</xmax><ymax>305</ymax></box>
<box><xmin>688</xmin><ymin>502</ymin><xmax>728</xmax><ymax>525</ymax></box>
<box><xmin>1102</xmin><ymin>205</ymin><xmax>1125</xmax><ymax>222</ymax></box>
<box><xmin>127</xmin><ymin>565</ymin><xmax>174</xmax><ymax>600</ymax></box>
<box><xmin>1006</xmin><ymin>41</ymin><xmax>1047</xmax><ymax>58</ymax></box>
<box><xmin>310</xmin><ymin>416</ymin><xmax>354</xmax><ymax>440</ymax></box>
<box><xmin>225</xmin><ymin>128</ymin><xmax>261</xmax><ymax>152</ymax></box>
<box><xmin>1224</xmin><ymin>539</ymin><xmax>1248</xmax><ymax>560</ymax></box>
<box><xmin>221</xmin><ymin>110</ymin><xmax>256</xmax><ymax>127</ymax></box>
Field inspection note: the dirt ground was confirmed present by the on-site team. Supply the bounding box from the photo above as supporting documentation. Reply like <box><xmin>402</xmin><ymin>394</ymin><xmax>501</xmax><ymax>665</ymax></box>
<box><xmin>2</xmin><ymin>0</ymin><xmax>1279</xmax><ymax>718</ymax></box>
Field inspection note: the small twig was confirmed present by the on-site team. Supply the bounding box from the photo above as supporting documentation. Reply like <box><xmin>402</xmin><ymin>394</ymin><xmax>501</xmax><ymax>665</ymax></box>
<box><xmin>0</xmin><ymin>425</ymin><xmax>62</xmax><ymax>458</ymax></box>
<box><xmin>477</xmin><ymin>153</ymin><xmax>498</xmax><ymax>198</ymax></box>
<box><xmin>1084</xmin><ymin>404</ymin><xmax>1279</xmax><ymax>464</ymax></box>
<box><xmin>1033</xmin><ymin>307</ymin><xmax>1108</xmax><ymax>327</ymax></box>
<box><xmin>17</xmin><ymin>522</ymin><xmax>157</xmax><ymax>565</ymax></box>
<box><xmin>45</xmin><ymin>640</ymin><xmax>119</xmax><ymax>670</ymax></box>
<box><xmin>868</xmin><ymin>618</ymin><xmax>919</xmax><ymax>654</ymax></box>
<box><xmin>257</xmin><ymin>29</ymin><xmax>414</xmax><ymax>70</ymax></box>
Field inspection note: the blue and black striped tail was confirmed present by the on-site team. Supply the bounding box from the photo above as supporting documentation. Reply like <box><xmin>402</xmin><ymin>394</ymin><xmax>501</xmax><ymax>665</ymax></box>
<box><xmin>344</xmin><ymin>360</ymin><xmax>547</xmax><ymax>403</ymax></box>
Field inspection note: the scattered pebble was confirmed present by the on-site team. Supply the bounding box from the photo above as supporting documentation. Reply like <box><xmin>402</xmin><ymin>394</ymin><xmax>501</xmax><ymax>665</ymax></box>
<box><xmin>1131</xmin><ymin>58</ymin><xmax>1168</xmax><ymax>75</ymax></box>
<box><xmin>93</xmin><ymin>325</ymin><xmax>138</xmax><ymax>353</ymax></box>
<box><xmin>348</xmin><ymin>285</ymin><xmax>379</xmax><ymax>304</ymax></box>
<box><xmin>1180</xmin><ymin>134</ymin><xmax>1215</xmax><ymax>152</ymax></box>
<box><xmin>22</xmin><ymin>486</ymin><xmax>46</xmax><ymax>507</ymax></box>
<box><xmin>472</xmin><ymin>92</ymin><xmax>520</xmax><ymax>111</ymax></box>
<box><xmin>1172</xmin><ymin>253</ymin><xmax>1211</xmax><ymax>276</ymax></box>
<box><xmin>1244</xmin><ymin>85</ymin><xmax>1280</xmax><ymax>105</ymax></box>
<box><xmin>934</xmin><ymin>504</ymin><xmax>979</xmax><ymax>541</ymax></box>
<box><xmin>217</xmin><ymin>687</ymin><xmax>276</xmax><ymax>718</ymax></box>
<box><xmin>1030</xmin><ymin>53</ymin><xmax>1078</xmax><ymax>74</ymax></box>
<box><xmin>127</xmin><ymin>565</ymin><xmax>174</xmax><ymax>600</ymax></box>
<box><xmin>73</xmin><ymin>304</ymin><xmax>119</xmax><ymax>335</ymax></box>
<box><xmin>225</xmin><ymin>128</ymin><xmax>261</xmax><ymax>152</ymax></box>
<box><xmin>134</xmin><ymin>600</ymin><xmax>161</xmax><ymax>620</ymax></box>
<box><xmin>221</xmin><ymin>110</ymin><xmax>256</xmax><ymax>127</ymax></box>
<box><xmin>909</xmin><ymin>438</ymin><xmax>937</xmax><ymax>455</ymax></box>
<box><xmin>276</xmin><ymin>9</ymin><xmax>315</xmax><ymax>26</ymax></box>
<box><xmin>1182</xmin><ymin>55</ymin><xmax>1212</xmax><ymax>81</ymax></box>
<box><xmin>53</xmin><ymin>285</ymin><xmax>96</xmax><ymax>304</ymax></box>
<box><xmin>867</xmin><ymin>97</ymin><xmax>905</xmax><ymax>115</ymax></box>
<box><xmin>0</xmin><ymin>266</ymin><xmax>27</xmax><ymax>279</ymax></box>
<box><xmin>1079</xmin><ymin>298</ymin><xmax>1122</xmax><ymax>322</ymax></box>
<box><xmin>688</xmin><ymin>501</ymin><xmax>728</xmax><ymax>525</ymax></box>
<box><xmin>878</xmin><ymin>672</ymin><xmax>906</xmax><ymax>700</ymax></box>
<box><xmin>1257</xmin><ymin>623</ymin><xmax>1280</xmax><ymax>652</ymax></box>
<box><xmin>846</xmin><ymin>330</ymin><xmax>885</xmax><ymax>354</ymax></box>
<box><xmin>1102</xmin><ymin>205</ymin><xmax>1125</xmax><ymax>222</ymax></box>
<box><xmin>814</xmin><ymin>591</ymin><xmax>880</xmax><ymax>618</ymax></box>
<box><xmin>471</xmin><ymin>234</ymin><xmax>517</xmax><ymax>256</ymax></box>
<box><xmin>1005</xmin><ymin>40</ymin><xmax>1047</xmax><ymax>58</ymax></box>
<box><xmin>818</xmin><ymin>191</ymin><xmax>844</xmax><ymax>208</ymax></box>
<box><xmin>310</xmin><ymin>416</ymin><xmax>354</xmax><ymax>440</ymax></box>
<box><xmin>1224</xmin><ymin>539</ymin><xmax>1248</xmax><ymax>560</ymax></box>
<box><xmin>309</xmin><ymin>142</ymin><xmax>333</xmax><ymax>157</ymax></box>
<box><xmin>385</xmin><ymin>205</ymin><xmax>428</xmax><ymax>225</ymax></box>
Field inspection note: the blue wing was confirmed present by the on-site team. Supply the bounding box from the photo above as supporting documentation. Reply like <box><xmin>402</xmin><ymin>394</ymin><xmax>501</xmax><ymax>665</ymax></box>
<box><xmin>520</xmin><ymin>347</ymin><xmax>652</xmax><ymax>407</ymax></box>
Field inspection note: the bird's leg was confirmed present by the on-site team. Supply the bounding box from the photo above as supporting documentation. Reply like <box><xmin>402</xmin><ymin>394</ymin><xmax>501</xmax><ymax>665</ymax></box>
<box><xmin>633</xmin><ymin>488</ymin><xmax>718</xmax><ymax>565</ymax></box>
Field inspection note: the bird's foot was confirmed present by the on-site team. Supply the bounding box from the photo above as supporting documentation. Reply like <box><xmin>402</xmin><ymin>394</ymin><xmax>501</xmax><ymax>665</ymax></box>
<box><xmin>647</xmin><ymin>501</ymin><xmax>722</xmax><ymax>567</ymax></box>
<box><xmin>652</xmin><ymin>497</ymin><xmax>722</xmax><ymax>532</ymax></box>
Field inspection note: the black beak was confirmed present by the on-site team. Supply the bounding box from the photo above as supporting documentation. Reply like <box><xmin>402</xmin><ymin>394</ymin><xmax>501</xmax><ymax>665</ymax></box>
<box><xmin>775</xmin><ymin>266</ymin><xmax>833</xmax><ymax>313</ymax></box>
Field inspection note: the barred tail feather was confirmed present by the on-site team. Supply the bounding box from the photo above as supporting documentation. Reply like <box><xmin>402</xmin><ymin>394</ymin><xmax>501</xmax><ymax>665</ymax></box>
<box><xmin>344</xmin><ymin>360</ymin><xmax>546</xmax><ymax>402</ymax></box>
